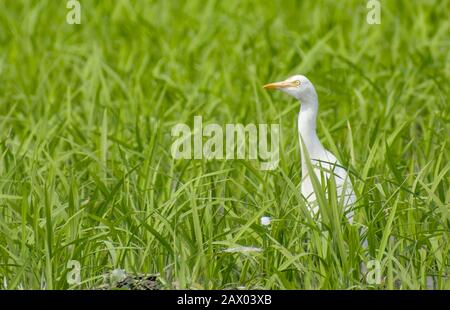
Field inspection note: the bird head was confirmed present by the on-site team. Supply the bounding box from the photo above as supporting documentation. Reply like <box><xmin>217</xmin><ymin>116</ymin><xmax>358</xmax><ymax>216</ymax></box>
<box><xmin>263</xmin><ymin>75</ymin><xmax>317</xmax><ymax>103</ymax></box>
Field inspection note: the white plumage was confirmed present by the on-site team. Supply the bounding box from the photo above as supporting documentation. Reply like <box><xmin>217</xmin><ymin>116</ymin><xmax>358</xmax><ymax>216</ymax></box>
<box><xmin>264</xmin><ymin>75</ymin><xmax>355</xmax><ymax>223</ymax></box>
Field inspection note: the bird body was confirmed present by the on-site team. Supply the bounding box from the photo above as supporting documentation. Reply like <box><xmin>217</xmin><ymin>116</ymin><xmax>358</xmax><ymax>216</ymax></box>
<box><xmin>264</xmin><ymin>75</ymin><xmax>355</xmax><ymax>223</ymax></box>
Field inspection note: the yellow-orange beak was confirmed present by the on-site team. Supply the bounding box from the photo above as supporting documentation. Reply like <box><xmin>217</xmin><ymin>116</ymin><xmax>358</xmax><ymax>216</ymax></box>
<box><xmin>263</xmin><ymin>81</ymin><xmax>295</xmax><ymax>90</ymax></box>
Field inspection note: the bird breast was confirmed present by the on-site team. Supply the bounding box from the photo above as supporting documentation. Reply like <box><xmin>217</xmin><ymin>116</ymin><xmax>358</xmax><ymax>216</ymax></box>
<box><xmin>301</xmin><ymin>151</ymin><xmax>355</xmax><ymax>222</ymax></box>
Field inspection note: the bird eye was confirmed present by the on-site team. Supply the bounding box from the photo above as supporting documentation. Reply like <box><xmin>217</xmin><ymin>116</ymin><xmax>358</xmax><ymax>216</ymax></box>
<box><xmin>295</xmin><ymin>80</ymin><xmax>301</xmax><ymax>87</ymax></box>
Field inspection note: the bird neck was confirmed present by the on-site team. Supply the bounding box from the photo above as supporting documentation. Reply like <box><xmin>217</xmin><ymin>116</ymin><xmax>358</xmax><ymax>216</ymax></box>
<box><xmin>297</xmin><ymin>94</ymin><xmax>323</xmax><ymax>167</ymax></box>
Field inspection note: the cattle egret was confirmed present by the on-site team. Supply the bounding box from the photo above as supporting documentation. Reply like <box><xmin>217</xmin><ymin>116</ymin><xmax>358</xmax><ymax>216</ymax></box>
<box><xmin>264</xmin><ymin>75</ymin><xmax>355</xmax><ymax>223</ymax></box>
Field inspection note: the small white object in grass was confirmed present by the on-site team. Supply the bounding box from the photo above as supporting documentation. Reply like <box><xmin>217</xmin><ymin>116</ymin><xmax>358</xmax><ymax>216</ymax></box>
<box><xmin>223</xmin><ymin>246</ymin><xmax>262</xmax><ymax>253</ymax></box>
<box><xmin>110</xmin><ymin>268</ymin><xmax>127</xmax><ymax>282</ymax></box>
<box><xmin>426</xmin><ymin>276</ymin><xmax>434</xmax><ymax>290</ymax></box>
<box><xmin>260</xmin><ymin>216</ymin><xmax>272</xmax><ymax>226</ymax></box>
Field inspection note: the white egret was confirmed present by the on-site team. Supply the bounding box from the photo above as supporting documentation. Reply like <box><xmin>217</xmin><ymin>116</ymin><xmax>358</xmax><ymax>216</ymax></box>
<box><xmin>264</xmin><ymin>75</ymin><xmax>355</xmax><ymax>223</ymax></box>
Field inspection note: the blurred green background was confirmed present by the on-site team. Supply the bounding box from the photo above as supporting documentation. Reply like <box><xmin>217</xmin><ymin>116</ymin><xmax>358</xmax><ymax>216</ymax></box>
<box><xmin>0</xmin><ymin>0</ymin><xmax>448</xmax><ymax>289</ymax></box>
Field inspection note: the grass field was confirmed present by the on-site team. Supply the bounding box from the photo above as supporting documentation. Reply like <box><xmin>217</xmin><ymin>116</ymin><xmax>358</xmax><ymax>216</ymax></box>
<box><xmin>0</xmin><ymin>0</ymin><xmax>449</xmax><ymax>289</ymax></box>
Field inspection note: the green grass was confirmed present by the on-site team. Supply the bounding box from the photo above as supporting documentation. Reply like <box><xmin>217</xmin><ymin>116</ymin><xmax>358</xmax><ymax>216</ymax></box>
<box><xmin>0</xmin><ymin>0</ymin><xmax>449</xmax><ymax>289</ymax></box>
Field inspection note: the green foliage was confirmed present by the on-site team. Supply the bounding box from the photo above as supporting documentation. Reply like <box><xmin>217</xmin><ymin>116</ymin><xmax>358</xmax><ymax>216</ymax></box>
<box><xmin>0</xmin><ymin>0</ymin><xmax>448</xmax><ymax>289</ymax></box>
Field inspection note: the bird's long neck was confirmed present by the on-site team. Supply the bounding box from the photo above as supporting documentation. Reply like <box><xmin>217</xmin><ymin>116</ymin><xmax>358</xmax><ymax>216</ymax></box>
<box><xmin>297</xmin><ymin>91</ymin><xmax>323</xmax><ymax>174</ymax></box>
